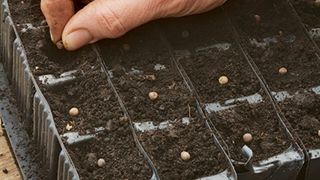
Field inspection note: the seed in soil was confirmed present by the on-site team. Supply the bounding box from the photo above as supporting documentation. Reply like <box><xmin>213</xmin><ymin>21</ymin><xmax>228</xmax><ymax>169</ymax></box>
<box><xmin>148</xmin><ymin>91</ymin><xmax>158</xmax><ymax>100</ymax></box>
<box><xmin>180</xmin><ymin>151</ymin><xmax>191</xmax><ymax>161</ymax></box>
<box><xmin>318</xmin><ymin>130</ymin><xmax>320</xmax><ymax>137</ymax></box>
<box><xmin>278</xmin><ymin>67</ymin><xmax>288</xmax><ymax>75</ymax></box>
<box><xmin>97</xmin><ymin>158</ymin><xmax>106</xmax><ymax>167</ymax></box>
<box><xmin>69</xmin><ymin>107</ymin><xmax>79</xmax><ymax>116</ymax></box>
<box><xmin>254</xmin><ymin>14</ymin><xmax>261</xmax><ymax>23</ymax></box>
<box><xmin>243</xmin><ymin>133</ymin><xmax>253</xmax><ymax>143</ymax></box>
<box><xmin>218</xmin><ymin>75</ymin><xmax>229</xmax><ymax>85</ymax></box>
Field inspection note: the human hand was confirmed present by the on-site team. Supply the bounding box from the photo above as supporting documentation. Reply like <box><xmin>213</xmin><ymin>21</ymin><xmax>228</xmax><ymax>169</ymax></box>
<box><xmin>41</xmin><ymin>0</ymin><xmax>226</xmax><ymax>51</ymax></box>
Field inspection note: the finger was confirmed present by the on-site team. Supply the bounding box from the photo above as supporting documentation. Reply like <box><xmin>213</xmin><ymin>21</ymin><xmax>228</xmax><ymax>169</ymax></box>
<box><xmin>158</xmin><ymin>0</ymin><xmax>227</xmax><ymax>17</ymax></box>
<box><xmin>62</xmin><ymin>0</ymin><xmax>227</xmax><ymax>51</ymax></box>
<box><xmin>41</xmin><ymin>0</ymin><xmax>75</xmax><ymax>43</ymax></box>
<box><xmin>62</xmin><ymin>0</ymin><xmax>157</xmax><ymax>50</ymax></box>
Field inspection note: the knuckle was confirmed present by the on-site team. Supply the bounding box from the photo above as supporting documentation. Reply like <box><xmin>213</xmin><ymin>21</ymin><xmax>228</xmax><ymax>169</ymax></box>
<box><xmin>95</xmin><ymin>6</ymin><xmax>127</xmax><ymax>38</ymax></box>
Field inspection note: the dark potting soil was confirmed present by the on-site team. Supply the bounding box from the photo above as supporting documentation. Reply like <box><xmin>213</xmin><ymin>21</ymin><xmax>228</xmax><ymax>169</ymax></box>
<box><xmin>157</xmin><ymin>3</ymin><xmax>290</xmax><ymax>163</ymax></box>
<box><xmin>9</xmin><ymin>0</ymin><xmax>153</xmax><ymax>179</ymax></box>
<box><xmin>176</xmin><ymin>46</ymin><xmax>261</xmax><ymax>103</ymax></box>
<box><xmin>228</xmin><ymin>0</ymin><xmax>320</xmax><ymax>92</ymax></box>
<box><xmin>279</xmin><ymin>92</ymin><xmax>320</xmax><ymax>149</ymax></box>
<box><xmin>99</xmin><ymin>25</ymin><xmax>228</xmax><ymax>178</ymax></box>
<box><xmin>67</xmin><ymin>115</ymin><xmax>152</xmax><ymax>180</ymax></box>
<box><xmin>139</xmin><ymin>119</ymin><xmax>227</xmax><ymax>179</ymax></box>
<box><xmin>290</xmin><ymin>0</ymin><xmax>320</xmax><ymax>44</ymax></box>
<box><xmin>214</xmin><ymin>90</ymin><xmax>290</xmax><ymax>162</ymax></box>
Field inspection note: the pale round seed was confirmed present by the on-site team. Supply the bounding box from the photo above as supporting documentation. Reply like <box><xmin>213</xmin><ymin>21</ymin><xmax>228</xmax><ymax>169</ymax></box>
<box><xmin>180</xmin><ymin>151</ymin><xmax>191</xmax><ymax>161</ymax></box>
<box><xmin>218</xmin><ymin>76</ymin><xmax>229</xmax><ymax>85</ymax></box>
<box><xmin>97</xmin><ymin>158</ymin><xmax>106</xmax><ymax>167</ymax></box>
<box><xmin>69</xmin><ymin>107</ymin><xmax>79</xmax><ymax>116</ymax></box>
<box><xmin>148</xmin><ymin>92</ymin><xmax>158</xmax><ymax>101</ymax></box>
<box><xmin>279</xmin><ymin>67</ymin><xmax>288</xmax><ymax>74</ymax></box>
<box><xmin>243</xmin><ymin>133</ymin><xmax>253</xmax><ymax>143</ymax></box>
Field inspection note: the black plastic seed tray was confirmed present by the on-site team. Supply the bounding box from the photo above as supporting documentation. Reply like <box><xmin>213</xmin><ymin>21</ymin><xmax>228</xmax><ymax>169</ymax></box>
<box><xmin>225</xmin><ymin>0</ymin><xmax>320</xmax><ymax>179</ymax></box>
<box><xmin>1</xmin><ymin>0</ymin><xmax>79</xmax><ymax>179</ymax></box>
<box><xmin>0</xmin><ymin>0</ymin><xmax>238</xmax><ymax>179</ymax></box>
<box><xmin>1</xmin><ymin>0</ymin><xmax>320</xmax><ymax>179</ymax></box>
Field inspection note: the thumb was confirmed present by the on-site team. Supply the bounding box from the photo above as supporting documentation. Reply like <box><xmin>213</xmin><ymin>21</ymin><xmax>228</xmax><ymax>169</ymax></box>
<box><xmin>62</xmin><ymin>0</ymin><xmax>158</xmax><ymax>50</ymax></box>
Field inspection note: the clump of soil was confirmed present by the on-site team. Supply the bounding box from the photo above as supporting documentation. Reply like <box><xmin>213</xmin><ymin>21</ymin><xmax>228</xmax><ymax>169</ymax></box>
<box><xmin>280</xmin><ymin>92</ymin><xmax>320</xmax><ymax>149</ymax></box>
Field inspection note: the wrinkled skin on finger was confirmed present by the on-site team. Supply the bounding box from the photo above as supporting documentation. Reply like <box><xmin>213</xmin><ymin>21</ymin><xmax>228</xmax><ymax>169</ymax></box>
<box><xmin>41</xmin><ymin>0</ymin><xmax>227</xmax><ymax>50</ymax></box>
<box><xmin>41</xmin><ymin>0</ymin><xmax>75</xmax><ymax>43</ymax></box>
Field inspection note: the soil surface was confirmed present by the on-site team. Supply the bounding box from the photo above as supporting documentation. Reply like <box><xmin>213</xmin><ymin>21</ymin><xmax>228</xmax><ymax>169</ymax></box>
<box><xmin>99</xmin><ymin>24</ymin><xmax>228</xmax><ymax>179</ymax></box>
<box><xmin>229</xmin><ymin>0</ymin><xmax>320</xmax><ymax>92</ymax></box>
<box><xmin>157</xmin><ymin>4</ymin><xmax>291</xmax><ymax>163</ymax></box>
<box><xmin>290</xmin><ymin>0</ymin><xmax>320</xmax><ymax>44</ymax></box>
<box><xmin>214</xmin><ymin>91</ymin><xmax>290</xmax><ymax>162</ymax></box>
<box><xmin>280</xmin><ymin>92</ymin><xmax>320</xmax><ymax>149</ymax></box>
<box><xmin>9</xmin><ymin>0</ymin><xmax>153</xmax><ymax>179</ymax></box>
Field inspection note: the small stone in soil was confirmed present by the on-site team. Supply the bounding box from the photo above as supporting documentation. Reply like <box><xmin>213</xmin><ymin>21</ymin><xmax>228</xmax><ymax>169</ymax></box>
<box><xmin>2</xmin><ymin>168</ymin><xmax>8</xmax><ymax>174</ymax></box>
<box><xmin>254</xmin><ymin>14</ymin><xmax>261</xmax><ymax>23</ymax></box>
<box><xmin>97</xmin><ymin>158</ymin><xmax>106</xmax><ymax>167</ymax></box>
<box><xmin>66</xmin><ymin>123</ymin><xmax>73</xmax><ymax>131</ymax></box>
<box><xmin>148</xmin><ymin>91</ymin><xmax>158</xmax><ymax>101</ymax></box>
<box><xmin>145</xmin><ymin>74</ymin><xmax>156</xmax><ymax>81</ymax></box>
<box><xmin>243</xmin><ymin>133</ymin><xmax>253</xmax><ymax>143</ymax></box>
<box><xmin>35</xmin><ymin>66</ymin><xmax>39</xmax><ymax>70</ymax></box>
<box><xmin>180</xmin><ymin>151</ymin><xmax>191</xmax><ymax>161</ymax></box>
<box><xmin>218</xmin><ymin>75</ymin><xmax>229</xmax><ymax>85</ymax></box>
<box><xmin>69</xmin><ymin>107</ymin><xmax>79</xmax><ymax>116</ymax></box>
<box><xmin>278</xmin><ymin>67</ymin><xmax>288</xmax><ymax>74</ymax></box>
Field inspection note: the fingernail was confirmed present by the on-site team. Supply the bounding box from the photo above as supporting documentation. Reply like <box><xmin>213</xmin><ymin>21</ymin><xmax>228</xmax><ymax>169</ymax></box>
<box><xmin>49</xmin><ymin>30</ymin><xmax>55</xmax><ymax>42</ymax></box>
<box><xmin>63</xmin><ymin>29</ymin><xmax>92</xmax><ymax>51</ymax></box>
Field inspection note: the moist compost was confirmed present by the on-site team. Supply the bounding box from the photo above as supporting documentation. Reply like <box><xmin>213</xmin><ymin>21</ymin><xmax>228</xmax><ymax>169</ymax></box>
<box><xmin>229</xmin><ymin>0</ymin><xmax>320</xmax><ymax>92</ymax></box>
<box><xmin>280</xmin><ymin>92</ymin><xmax>320</xmax><ymax>149</ymax></box>
<box><xmin>176</xmin><ymin>46</ymin><xmax>261</xmax><ymax>103</ymax></box>
<box><xmin>8</xmin><ymin>0</ymin><xmax>153</xmax><ymax>179</ymax></box>
<box><xmin>99</xmin><ymin>24</ymin><xmax>228</xmax><ymax>178</ymax></box>
<box><xmin>290</xmin><ymin>0</ymin><xmax>320</xmax><ymax>45</ymax></box>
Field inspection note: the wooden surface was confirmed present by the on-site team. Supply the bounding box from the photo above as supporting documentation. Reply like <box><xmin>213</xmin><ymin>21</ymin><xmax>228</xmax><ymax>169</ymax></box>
<box><xmin>0</xmin><ymin>117</ymin><xmax>22</xmax><ymax>180</ymax></box>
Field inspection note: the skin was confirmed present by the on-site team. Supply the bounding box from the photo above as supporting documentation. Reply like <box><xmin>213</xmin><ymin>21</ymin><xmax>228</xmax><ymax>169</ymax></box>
<box><xmin>41</xmin><ymin>0</ymin><xmax>227</xmax><ymax>51</ymax></box>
